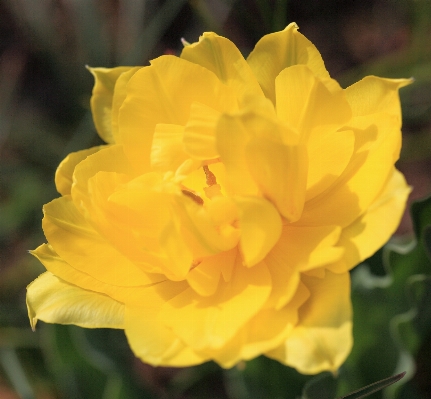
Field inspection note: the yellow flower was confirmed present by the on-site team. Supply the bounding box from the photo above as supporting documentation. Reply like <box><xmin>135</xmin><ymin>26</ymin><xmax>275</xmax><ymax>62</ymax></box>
<box><xmin>27</xmin><ymin>23</ymin><xmax>411</xmax><ymax>374</ymax></box>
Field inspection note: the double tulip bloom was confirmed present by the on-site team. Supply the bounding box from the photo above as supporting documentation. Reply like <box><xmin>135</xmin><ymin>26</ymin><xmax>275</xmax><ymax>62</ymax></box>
<box><xmin>27</xmin><ymin>23</ymin><xmax>410</xmax><ymax>374</ymax></box>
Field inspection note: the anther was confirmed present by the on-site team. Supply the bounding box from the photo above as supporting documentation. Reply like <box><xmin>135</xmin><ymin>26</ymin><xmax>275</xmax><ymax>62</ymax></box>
<box><xmin>181</xmin><ymin>190</ymin><xmax>204</xmax><ymax>205</ymax></box>
<box><xmin>203</xmin><ymin>165</ymin><xmax>217</xmax><ymax>186</ymax></box>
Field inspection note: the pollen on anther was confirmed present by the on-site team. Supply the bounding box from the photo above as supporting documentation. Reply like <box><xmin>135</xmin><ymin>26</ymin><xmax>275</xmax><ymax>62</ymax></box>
<box><xmin>203</xmin><ymin>165</ymin><xmax>217</xmax><ymax>186</ymax></box>
<box><xmin>181</xmin><ymin>189</ymin><xmax>204</xmax><ymax>205</ymax></box>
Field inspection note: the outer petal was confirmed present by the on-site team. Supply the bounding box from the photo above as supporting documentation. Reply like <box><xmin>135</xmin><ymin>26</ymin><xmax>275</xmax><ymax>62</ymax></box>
<box><xmin>111</xmin><ymin>67</ymin><xmax>140</xmax><ymax>141</ymax></box>
<box><xmin>299</xmin><ymin>112</ymin><xmax>401</xmax><ymax>227</ymax></box>
<box><xmin>206</xmin><ymin>286</ymin><xmax>307</xmax><ymax>368</ymax></box>
<box><xmin>88</xmin><ymin>66</ymin><xmax>136</xmax><ymax>143</ymax></box>
<box><xmin>160</xmin><ymin>257</ymin><xmax>271</xmax><ymax>352</ymax></box>
<box><xmin>30</xmin><ymin>244</ymin><xmax>149</xmax><ymax>304</ymax></box>
<box><xmin>275</xmin><ymin>65</ymin><xmax>351</xmax><ymax>141</ymax></box>
<box><xmin>328</xmin><ymin>169</ymin><xmax>410</xmax><ymax>273</ymax></box>
<box><xmin>247</xmin><ymin>23</ymin><xmax>339</xmax><ymax>104</ymax></box>
<box><xmin>55</xmin><ymin>146</ymin><xmax>103</xmax><ymax>196</ymax></box>
<box><xmin>267</xmin><ymin>271</ymin><xmax>352</xmax><ymax>374</ymax></box>
<box><xmin>181</xmin><ymin>32</ymin><xmax>264</xmax><ymax>104</ymax></box>
<box><xmin>27</xmin><ymin>272</ymin><xmax>124</xmax><ymax>330</ymax></box>
<box><xmin>124</xmin><ymin>279</ymin><xmax>206</xmax><ymax>367</ymax></box>
<box><xmin>71</xmin><ymin>144</ymin><xmax>135</xmax><ymax>214</ymax></box>
<box><xmin>118</xmin><ymin>55</ymin><xmax>237</xmax><ymax>172</ymax></box>
<box><xmin>345</xmin><ymin>76</ymin><xmax>412</xmax><ymax>121</ymax></box>
<box><xmin>42</xmin><ymin>196</ymin><xmax>160</xmax><ymax>286</ymax></box>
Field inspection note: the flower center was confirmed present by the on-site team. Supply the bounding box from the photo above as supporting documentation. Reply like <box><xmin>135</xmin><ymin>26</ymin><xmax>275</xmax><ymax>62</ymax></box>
<box><xmin>181</xmin><ymin>164</ymin><xmax>222</xmax><ymax>204</ymax></box>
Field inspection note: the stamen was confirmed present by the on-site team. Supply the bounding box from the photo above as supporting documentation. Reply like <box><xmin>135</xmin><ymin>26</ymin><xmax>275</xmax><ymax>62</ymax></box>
<box><xmin>181</xmin><ymin>190</ymin><xmax>204</xmax><ymax>205</ymax></box>
<box><xmin>203</xmin><ymin>165</ymin><xmax>217</xmax><ymax>186</ymax></box>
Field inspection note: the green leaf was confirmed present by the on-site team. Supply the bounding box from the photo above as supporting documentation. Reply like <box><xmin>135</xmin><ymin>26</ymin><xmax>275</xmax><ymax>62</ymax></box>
<box><xmin>338</xmin><ymin>372</ymin><xmax>405</xmax><ymax>399</ymax></box>
<box><xmin>39</xmin><ymin>325</ymin><xmax>155</xmax><ymax>399</ymax></box>
<box><xmin>301</xmin><ymin>372</ymin><xmax>337</xmax><ymax>399</ymax></box>
<box><xmin>339</xmin><ymin>195</ymin><xmax>431</xmax><ymax>399</ymax></box>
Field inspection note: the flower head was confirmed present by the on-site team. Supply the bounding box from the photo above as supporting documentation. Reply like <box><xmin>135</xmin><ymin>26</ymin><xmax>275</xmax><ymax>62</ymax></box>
<box><xmin>27</xmin><ymin>23</ymin><xmax>411</xmax><ymax>374</ymax></box>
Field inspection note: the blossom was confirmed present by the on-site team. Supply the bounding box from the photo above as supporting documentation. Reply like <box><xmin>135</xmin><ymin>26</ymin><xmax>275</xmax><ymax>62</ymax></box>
<box><xmin>27</xmin><ymin>23</ymin><xmax>411</xmax><ymax>374</ymax></box>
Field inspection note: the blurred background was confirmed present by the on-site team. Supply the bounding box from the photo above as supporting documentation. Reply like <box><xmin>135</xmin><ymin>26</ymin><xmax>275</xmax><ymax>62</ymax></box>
<box><xmin>1</xmin><ymin>0</ymin><xmax>431</xmax><ymax>398</ymax></box>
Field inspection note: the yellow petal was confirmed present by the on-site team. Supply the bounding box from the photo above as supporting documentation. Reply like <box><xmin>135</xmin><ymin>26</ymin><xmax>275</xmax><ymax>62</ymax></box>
<box><xmin>150</xmin><ymin>124</ymin><xmax>188</xmax><ymax>172</ymax></box>
<box><xmin>160</xmin><ymin>257</ymin><xmax>271</xmax><ymax>352</ymax></box>
<box><xmin>267</xmin><ymin>271</ymin><xmax>352</xmax><ymax>374</ymax></box>
<box><xmin>30</xmin><ymin>244</ymin><xmax>122</xmax><ymax>302</ymax></box>
<box><xmin>236</xmin><ymin>196</ymin><xmax>282</xmax><ymax>267</ymax></box>
<box><xmin>246</xmin><ymin>137</ymin><xmax>308</xmax><ymax>221</ymax></box>
<box><xmin>55</xmin><ymin>146</ymin><xmax>103</xmax><ymax>196</ymax></box>
<box><xmin>328</xmin><ymin>169</ymin><xmax>410</xmax><ymax>273</ymax></box>
<box><xmin>247</xmin><ymin>23</ymin><xmax>339</xmax><ymax>105</ymax></box>
<box><xmin>275</xmin><ymin>65</ymin><xmax>351</xmax><ymax>141</ymax></box>
<box><xmin>159</xmin><ymin>217</ymin><xmax>194</xmax><ymax>281</ymax></box>
<box><xmin>27</xmin><ymin>272</ymin><xmax>124</xmax><ymax>330</ymax></box>
<box><xmin>216</xmin><ymin>114</ymin><xmax>259</xmax><ymax>196</ymax></box>
<box><xmin>124</xmin><ymin>279</ymin><xmax>207</xmax><ymax>367</ymax></box>
<box><xmin>299</xmin><ymin>112</ymin><xmax>401</xmax><ymax>227</ymax></box>
<box><xmin>175</xmin><ymin>193</ymin><xmax>240</xmax><ymax>259</ymax></box>
<box><xmin>265</xmin><ymin>224</ymin><xmax>343</xmax><ymax>309</ymax></box>
<box><xmin>42</xmin><ymin>196</ymin><xmax>157</xmax><ymax>286</ymax></box>
<box><xmin>345</xmin><ymin>76</ymin><xmax>412</xmax><ymax>120</ymax></box>
<box><xmin>306</xmin><ymin>129</ymin><xmax>355</xmax><ymax>201</ymax></box>
<box><xmin>186</xmin><ymin>248</ymin><xmax>239</xmax><ymax>297</ymax></box>
<box><xmin>118</xmin><ymin>55</ymin><xmax>237</xmax><ymax>172</ymax></box>
<box><xmin>181</xmin><ymin>32</ymin><xmax>264</xmax><ymax>103</ymax></box>
<box><xmin>71</xmin><ymin>145</ymin><xmax>134</xmax><ymax>214</ymax></box>
<box><xmin>183</xmin><ymin>102</ymin><xmax>220</xmax><ymax>160</ymax></box>
<box><xmin>88</xmin><ymin>66</ymin><xmax>136</xmax><ymax>143</ymax></box>
<box><xmin>111</xmin><ymin>67</ymin><xmax>140</xmax><ymax>141</ymax></box>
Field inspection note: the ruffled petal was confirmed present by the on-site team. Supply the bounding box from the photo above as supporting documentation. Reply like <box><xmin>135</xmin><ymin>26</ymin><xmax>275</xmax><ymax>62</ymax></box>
<box><xmin>181</xmin><ymin>32</ymin><xmax>264</xmax><ymax>104</ymax></box>
<box><xmin>216</xmin><ymin>114</ymin><xmax>259</xmax><ymax>196</ymax></box>
<box><xmin>246</xmin><ymin>137</ymin><xmax>308</xmax><ymax>222</ymax></box>
<box><xmin>235</xmin><ymin>196</ymin><xmax>282</xmax><ymax>267</ymax></box>
<box><xmin>42</xmin><ymin>196</ymin><xmax>160</xmax><ymax>286</ymax></box>
<box><xmin>275</xmin><ymin>65</ymin><xmax>351</xmax><ymax>141</ymax></box>
<box><xmin>345</xmin><ymin>76</ymin><xmax>412</xmax><ymax>121</ymax></box>
<box><xmin>88</xmin><ymin>66</ymin><xmax>136</xmax><ymax>143</ymax></box>
<box><xmin>124</xmin><ymin>279</ymin><xmax>207</xmax><ymax>367</ymax></box>
<box><xmin>299</xmin><ymin>112</ymin><xmax>401</xmax><ymax>227</ymax></box>
<box><xmin>111</xmin><ymin>67</ymin><xmax>140</xmax><ymax>141</ymax></box>
<box><xmin>71</xmin><ymin>144</ymin><xmax>135</xmax><ymax>214</ymax></box>
<box><xmin>27</xmin><ymin>272</ymin><xmax>124</xmax><ymax>330</ymax></box>
<box><xmin>267</xmin><ymin>271</ymin><xmax>352</xmax><ymax>374</ymax></box>
<box><xmin>118</xmin><ymin>55</ymin><xmax>237</xmax><ymax>172</ymax></box>
<box><xmin>185</xmin><ymin>248</ymin><xmax>238</xmax><ymax>297</ymax></box>
<box><xmin>160</xmin><ymin>256</ymin><xmax>271</xmax><ymax>352</ymax></box>
<box><xmin>32</xmin><ymin>244</ymin><xmax>115</xmax><ymax>296</ymax></box>
<box><xmin>247</xmin><ymin>23</ymin><xmax>339</xmax><ymax>105</ymax></box>
<box><xmin>306</xmin><ymin>129</ymin><xmax>355</xmax><ymax>201</ymax></box>
<box><xmin>265</xmin><ymin>225</ymin><xmax>343</xmax><ymax>309</ymax></box>
<box><xmin>328</xmin><ymin>169</ymin><xmax>410</xmax><ymax>273</ymax></box>
<box><xmin>55</xmin><ymin>146</ymin><xmax>103</xmax><ymax>196</ymax></box>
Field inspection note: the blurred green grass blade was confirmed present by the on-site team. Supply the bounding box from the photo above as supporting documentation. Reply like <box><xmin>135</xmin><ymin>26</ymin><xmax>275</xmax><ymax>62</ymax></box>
<box><xmin>338</xmin><ymin>372</ymin><xmax>406</xmax><ymax>399</ymax></box>
<box><xmin>0</xmin><ymin>347</ymin><xmax>34</xmax><ymax>399</ymax></box>
<box><xmin>272</xmin><ymin>0</ymin><xmax>289</xmax><ymax>32</ymax></box>
<box><xmin>121</xmin><ymin>0</ymin><xmax>188</xmax><ymax>65</ymax></box>
<box><xmin>301</xmin><ymin>372</ymin><xmax>337</xmax><ymax>399</ymax></box>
